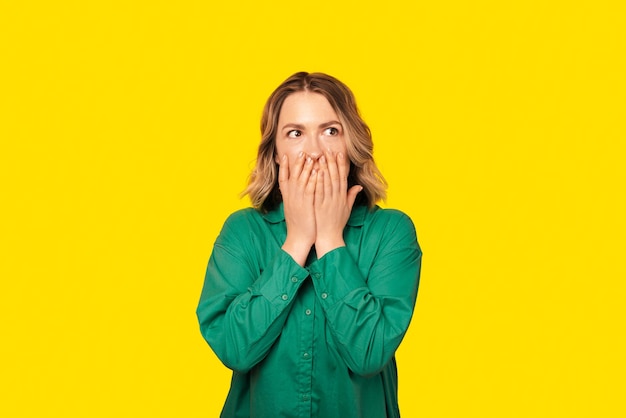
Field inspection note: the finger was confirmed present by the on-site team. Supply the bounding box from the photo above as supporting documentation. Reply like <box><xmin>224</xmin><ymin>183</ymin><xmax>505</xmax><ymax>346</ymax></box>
<box><xmin>337</xmin><ymin>152</ymin><xmax>349</xmax><ymax>195</ymax></box>
<box><xmin>305</xmin><ymin>168</ymin><xmax>317</xmax><ymax>198</ymax></box>
<box><xmin>291</xmin><ymin>151</ymin><xmax>306</xmax><ymax>180</ymax></box>
<box><xmin>346</xmin><ymin>185</ymin><xmax>363</xmax><ymax>210</ymax></box>
<box><xmin>278</xmin><ymin>154</ymin><xmax>289</xmax><ymax>185</ymax></box>
<box><xmin>326</xmin><ymin>151</ymin><xmax>340</xmax><ymax>196</ymax></box>
<box><xmin>319</xmin><ymin>154</ymin><xmax>332</xmax><ymax>198</ymax></box>
<box><xmin>298</xmin><ymin>155</ymin><xmax>314</xmax><ymax>187</ymax></box>
<box><xmin>315</xmin><ymin>166</ymin><xmax>325</xmax><ymax>205</ymax></box>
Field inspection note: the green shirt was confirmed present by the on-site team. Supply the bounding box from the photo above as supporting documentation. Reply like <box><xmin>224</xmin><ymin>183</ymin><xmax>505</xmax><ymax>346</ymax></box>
<box><xmin>197</xmin><ymin>203</ymin><xmax>422</xmax><ymax>418</ymax></box>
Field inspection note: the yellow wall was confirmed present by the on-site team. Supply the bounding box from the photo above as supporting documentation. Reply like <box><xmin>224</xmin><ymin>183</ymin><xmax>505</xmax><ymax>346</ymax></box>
<box><xmin>1</xmin><ymin>1</ymin><xmax>624</xmax><ymax>416</ymax></box>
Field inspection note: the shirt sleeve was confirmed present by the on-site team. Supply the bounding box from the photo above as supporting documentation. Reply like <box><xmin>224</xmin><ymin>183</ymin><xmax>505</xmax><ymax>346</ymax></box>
<box><xmin>307</xmin><ymin>211</ymin><xmax>422</xmax><ymax>377</ymax></box>
<box><xmin>196</xmin><ymin>212</ymin><xmax>310</xmax><ymax>373</ymax></box>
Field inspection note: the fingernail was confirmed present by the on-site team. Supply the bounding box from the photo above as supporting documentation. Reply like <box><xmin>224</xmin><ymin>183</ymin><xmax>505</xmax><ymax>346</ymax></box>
<box><xmin>338</xmin><ymin>152</ymin><xmax>344</xmax><ymax>159</ymax></box>
<box><xmin>311</xmin><ymin>169</ymin><xmax>317</xmax><ymax>175</ymax></box>
<box><xmin>306</xmin><ymin>157</ymin><xmax>312</xmax><ymax>164</ymax></box>
<box><xmin>298</xmin><ymin>151</ymin><xmax>304</xmax><ymax>158</ymax></box>
<box><xmin>320</xmin><ymin>156</ymin><xmax>326</xmax><ymax>163</ymax></box>
<box><xmin>282</xmin><ymin>154</ymin><xmax>287</xmax><ymax>161</ymax></box>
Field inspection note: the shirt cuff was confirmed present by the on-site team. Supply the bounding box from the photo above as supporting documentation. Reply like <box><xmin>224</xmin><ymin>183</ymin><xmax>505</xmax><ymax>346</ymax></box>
<box><xmin>251</xmin><ymin>249</ymin><xmax>310</xmax><ymax>307</ymax></box>
<box><xmin>308</xmin><ymin>246</ymin><xmax>367</xmax><ymax>307</ymax></box>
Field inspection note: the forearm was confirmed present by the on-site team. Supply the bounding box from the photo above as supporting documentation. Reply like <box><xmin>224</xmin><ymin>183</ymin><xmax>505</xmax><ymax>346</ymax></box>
<box><xmin>309</xmin><ymin>245</ymin><xmax>421</xmax><ymax>376</ymax></box>
<box><xmin>197</xmin><ymin>247</ymin><xmax>309</xmax><ymax>373</ymax></box>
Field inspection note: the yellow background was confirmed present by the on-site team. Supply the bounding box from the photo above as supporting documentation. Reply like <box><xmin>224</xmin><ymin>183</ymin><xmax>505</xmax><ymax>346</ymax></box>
<box><xmin>1</xmin><ymin>1</ymin><xmax>624</xmax><ymax>416</ymax></box>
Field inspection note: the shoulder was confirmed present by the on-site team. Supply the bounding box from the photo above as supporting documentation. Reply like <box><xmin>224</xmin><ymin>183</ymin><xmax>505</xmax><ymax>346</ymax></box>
<box><xmin>212</xmin><ymin>208</ymin><xmax>266</xmax><ymax>250</ymax></box>
<box><xmin>366</xmin><ymin>206</ymin><xmax>416</xmax><ymax>231</ymax></box>
<box><xmin>221</xmin><ymin>207</ymin><xmax>264</xmax><ymax>233</ymax></box>
<box><xmin>363</xmin><ymin>206</ymin><xmax>419</xmax><ymax>250</ymax></box>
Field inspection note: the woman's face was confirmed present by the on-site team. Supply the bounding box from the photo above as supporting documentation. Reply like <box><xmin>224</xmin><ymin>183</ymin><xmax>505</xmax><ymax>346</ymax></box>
<box><xmin>274</xmin><ymin>91</ymin><xmax>347</xmax><ymax>170</ymax></box>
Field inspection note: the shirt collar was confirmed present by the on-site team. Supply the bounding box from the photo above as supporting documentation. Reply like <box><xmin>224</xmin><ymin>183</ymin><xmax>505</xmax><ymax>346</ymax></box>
<box><xmin>261</xmin><ymin>202</ymin><xmax>368</xmax><ymax>227</ymax></box>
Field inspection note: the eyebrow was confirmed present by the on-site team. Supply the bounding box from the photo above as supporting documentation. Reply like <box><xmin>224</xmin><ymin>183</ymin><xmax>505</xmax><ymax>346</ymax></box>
<box><xmin>281</xmin><ymin>120</ymin><xmax>342</xmax><ymax>130</ymax></box>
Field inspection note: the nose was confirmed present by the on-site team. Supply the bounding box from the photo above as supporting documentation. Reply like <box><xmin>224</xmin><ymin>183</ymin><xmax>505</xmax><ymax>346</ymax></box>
<box><xmin>305</xmin><ymin>137</ymin><xmax>323</xmax><ymax>160</ymax></box>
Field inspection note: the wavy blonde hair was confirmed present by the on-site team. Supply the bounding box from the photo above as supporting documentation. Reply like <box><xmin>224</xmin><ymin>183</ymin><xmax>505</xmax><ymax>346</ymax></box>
<box><xmin>243</xmin><ymin>72</ymin><xmax>387</xmax><ymax>211</ymax></box>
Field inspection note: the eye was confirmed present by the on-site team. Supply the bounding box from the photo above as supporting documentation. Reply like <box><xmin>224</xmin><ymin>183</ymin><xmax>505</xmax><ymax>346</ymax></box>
<box><xmin>287</xmin><ymin>130</ymin><xmax>302</xmax><ymax>138</ymax></box>
<box><xmin>323</xmin><ymin>127</ymin><xmax>339</xmax><ymax>136</ymax></box>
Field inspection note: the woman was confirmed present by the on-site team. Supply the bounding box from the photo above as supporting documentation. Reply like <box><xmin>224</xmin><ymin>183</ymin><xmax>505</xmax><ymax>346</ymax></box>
<box><xmin>197</xmin><ymin>72</ymin><xmax>422</xmax><ymax>418</ymax></box>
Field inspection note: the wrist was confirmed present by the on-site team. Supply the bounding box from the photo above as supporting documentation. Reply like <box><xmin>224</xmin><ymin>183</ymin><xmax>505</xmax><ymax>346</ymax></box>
<box><xmin>314</xmin><ymin>236</ymin><xmax>345</xmax><ymax>259</ymax></box>
<box><xmin>282</xmin><ymin>237</ymin><xmax>313</xmax><ymax>267</ymax></box>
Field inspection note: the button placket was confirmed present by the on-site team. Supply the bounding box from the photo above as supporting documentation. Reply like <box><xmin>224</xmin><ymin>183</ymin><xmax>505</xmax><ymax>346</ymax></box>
<box><xmin>296</xmin><ymin>279</ymin><xmax>315</xmax><ymax>409</ymax></box>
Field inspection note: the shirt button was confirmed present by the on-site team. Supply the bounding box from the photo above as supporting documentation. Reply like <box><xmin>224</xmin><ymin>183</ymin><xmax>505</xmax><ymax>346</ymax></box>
<box><xmin>291</xmin><ymin>276</ymin><xmax>298</xmax><ymax>283</ymax></box>
<box><xmin>321</xmin><ymin>293</ymin><xmax>328</xmax><ymax>299</ymax></box>
<box><xmin>305</xmin><ymin>309</ymin><xmax>312</xmax><ymax>316</ymax></box>
<box><xmin>303</xmin><ymin>352</ymin><xmax>310</xmax><ymax>359</ymax></box>
<box><xmin>281</xmin><ymin>294</ymin><xmax>288</xmax><ymax>301</ymax></box>
<box><xmin>302</xmin><ymin>394</ymin><xmax>310</xmax><ymax>401</ymax></box>
<box><xmin>313</xmin><ymin>272</ymin><xmax>321</xmax><ymax>279</ymax></box>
